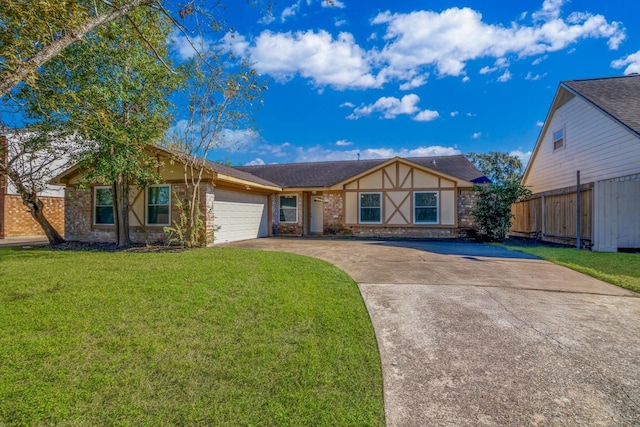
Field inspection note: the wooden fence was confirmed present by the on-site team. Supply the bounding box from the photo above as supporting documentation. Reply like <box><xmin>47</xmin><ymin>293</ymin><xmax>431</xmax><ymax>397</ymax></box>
<box><xmin>510</xmin><ymin>188</ymin><xmax>592</xmax><ymax>246</ymax></box>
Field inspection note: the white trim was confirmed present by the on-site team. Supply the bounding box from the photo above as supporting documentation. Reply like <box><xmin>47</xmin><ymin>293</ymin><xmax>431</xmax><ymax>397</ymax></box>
<box><xmin>413</xmin><ymin>191</ymin><xmax>439</xmax><ymax>224</ymax></box>
<box><xmin>146</xmin><ymin>184</ymin><xmax>171</xmax><ymax>226</ymax></box>
<box><xmin>93</xmin><ymin>186</ymin><xmax>114</xmax><ymax>226</ymax></box>
<box><xmin>359</xmin><ymin>192</ymin><xmax>382</xmax><ymax>224</ymax></box>
<box><xmin>279</xmin><ymin>194</ymin><xmax>298</xmax><ymax>223</ymax></box>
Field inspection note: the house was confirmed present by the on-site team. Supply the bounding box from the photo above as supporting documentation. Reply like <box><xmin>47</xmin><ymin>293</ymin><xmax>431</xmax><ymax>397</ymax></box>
<box><xmin>0</xmin><ymin>133</ymin><xmax>66</xmax><ymax>239</ymax></box>
<box><xmin>511</xmin><ymin>75</ymin><xmax>640</xmax><ymax>251</ymax></box>
<box><xmin>52</xmin><ymin>145</ymin><xmax>487</xmax><ymax>245</ymax></box>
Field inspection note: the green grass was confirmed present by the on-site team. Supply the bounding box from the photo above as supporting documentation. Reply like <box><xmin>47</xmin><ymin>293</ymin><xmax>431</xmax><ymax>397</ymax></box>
<box><xmin>0</xmin><ymin>247</ymin><xmax>384</xmax><ymax>426</ymax></box>
<box><xmin>506</xmin><ymin>244</ymin><xmax>640</xmax><ymax>293</ymax></box>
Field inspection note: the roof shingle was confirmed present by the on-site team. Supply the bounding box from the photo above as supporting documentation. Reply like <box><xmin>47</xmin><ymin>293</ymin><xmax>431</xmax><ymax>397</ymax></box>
<box><xmin>236</xmin><ymin>155</ymin><xmax>487</xmax><ymax>188</ymax></box>
<box><xmin>563</xmin><ymin>75</ymin><xmax>640</xmax><ymax>137</ymax></box>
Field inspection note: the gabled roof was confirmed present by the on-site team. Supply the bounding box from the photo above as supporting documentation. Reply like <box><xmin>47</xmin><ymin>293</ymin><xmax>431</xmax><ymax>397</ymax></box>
<box><xmin>522</xmin><ymin>74</ymin><xmax>640</xmax><ymax>184</ymax></box>
<box><xmin>236</xmin><ymin>155</ymin><xmax>488</xmax><ymax>188</ymax></box>
<box><xmin>563</xmin><ymin>75</ymin><xmax>640</xmax><ymax>137</ymax></box>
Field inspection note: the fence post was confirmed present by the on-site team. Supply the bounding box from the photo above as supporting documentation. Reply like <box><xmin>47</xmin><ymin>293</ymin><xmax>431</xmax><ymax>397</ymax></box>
<box><xmin>576</xmin><ymin>170</ymin><xmax>581</xmax><ymax>249</ymax></box>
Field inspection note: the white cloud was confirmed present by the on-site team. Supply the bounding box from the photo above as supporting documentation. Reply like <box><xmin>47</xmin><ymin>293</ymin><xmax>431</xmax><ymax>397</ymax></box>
<box><xmin>248</xmin><ymin>30</ymin><xmax>379</xmax><ymax>89</ymax></box>
<box><xmin>479</xmin><ymin>66</ymin><xmax>494</xmax><ymax>75</ymax></box>
<box><xmin>510</xmin><ymin>149</ymin><xmax>533</xmax><ymax>166</ymax></box>
<box><xmin>172</xmin><ymin>32</ymin><xmax>212</xmax><ymax>60</ymax></box>
<box><xmin>497</xmin><ymin>69</ymin><xmax>512</xmax><ymax>82</ymax></box>
<box><xmin>221</xmin><ymin>32</ymin><xmax>250</xmax><ymax>57</ymax></box>
<box><xmin>233</xmin><ymin>2</ymin><xmax>625</xmax><ymax>90</ymax></box>
<box><xmin>281</xmin><ymin>2</ymin><xmax>301</xmax><ymax>22</ymax></box>
<box><xmin>462</xmin><ymin>76</ymin><xmax>470</xmax><ymax>83</ymax></box>
<box><xmin>336</xmin><ymin>139</ymin><xmax>353</xmax><ymax>146</ymax></box>
<box><xmin>335</xmin><ymin>19</ymin><xmax>347</xmax><ymax>27</ymax></box>
<box><xmin>245</xmin><ymin>158</ymin><xmax>266</xmax><ymax>166</ymax></box>
<box><xmin>347</xmin><ymin>94</ymin><xmax>438</xmax><ymax>121</ymax></box>
<box><xmin>323</xmin><ymin>0</ymin><xmax>345</xmax><ymax>8</ymax></box>
<box><xmin>413</xmin><ymin>110</ymin><xmax>440</xmax><ymax>122</ymax></box>
<box><xmin>371</xmin><ymin>4</ymin><xmax>624</xmax><ymax>78</ymax></box>
<box><xmin>532</xmin><ymin>54</ymin><xmax>549</xmax><ymax>65</ymax></box>
<box><xmin>340</xmin><ymin>101</ymin><xmax>355</xmax><ymax>108</ymax></box>
<box><xmin>466</xmin><ymin>112</ymin><xmax>477</xmax><ymax>117</ymax></box>
<box><xmin>611</xmin><ymin>50</ymin><xmax>640</xmax><ymax>75</ymax></box>
<box><xmin>399</xmin><ymin>75</ymin><xmax>428</xmax><ymax>90</ymax></box>
<box><xmin>450</xmin><ymin>111</ymin><xmax>459</xmax><ymax>117</ymax></box>
<box><xmin>536</xmin><ymin>121</ymin><xmax>545</xmax><ymax>127</ymax></box>
<box><xmin>472</xmin><ymin>132</ymin><xmax>482</xmax><ymax>139</ymax></box>
<box><xmin>293</xmin><ymin>145</ymin><xmax>461</xmax><ymax>162</ymax></box>
<box><xmin>525</xmin><ymin>71</ymin><xmax>547</xmax><ymax>80</ymax></box>
<box><xmin>348</xmin><ymin>94</ymin><xmax>421</xmax><ymax>119</ymax></box>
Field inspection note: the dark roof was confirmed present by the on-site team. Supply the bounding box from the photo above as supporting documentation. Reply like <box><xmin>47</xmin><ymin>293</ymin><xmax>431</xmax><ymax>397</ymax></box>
<box><xmin>236</xmin><ymin>155</ymin><xmax>488</xmax><ymax>188</ymax></box>
<box><xmin>563</xmin><ymin>75</ymin><xmax>640</xmax><ymax>137</ymax></box>
<box><xmin>205</xmin><ymin>159</ymin><xmax>281</xmax><ymax>188</ymax></box>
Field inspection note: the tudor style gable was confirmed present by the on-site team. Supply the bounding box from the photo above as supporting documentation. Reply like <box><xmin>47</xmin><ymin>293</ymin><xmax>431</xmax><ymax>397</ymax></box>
<box><xmin>341</xmin><ymin>158</ymin><xmax>469</xmax><ymax>227</ymax></box>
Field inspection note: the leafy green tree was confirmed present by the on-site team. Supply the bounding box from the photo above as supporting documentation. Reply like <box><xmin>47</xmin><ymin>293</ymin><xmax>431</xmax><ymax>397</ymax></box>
<box><xmin>18</xmin><ymin>8</ymin><xmax>183</xmax><ymax>247</ymax></box>
<box><xmin>0</xmin><ymin>0</ymin><xmax>156</xmax><ymax>98</ymax></box>
<box><xmin>467</xmin><ymin>152</ymin><xmax>532</xmax><ymax>242</ymax></box>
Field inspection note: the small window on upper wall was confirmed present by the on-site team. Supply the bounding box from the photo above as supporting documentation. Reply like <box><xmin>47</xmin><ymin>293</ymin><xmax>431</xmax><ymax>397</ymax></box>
<box><xmin>553</xmin><ymin>128</ymin><xmax>565</xmax><ymax>151</ymax></box>
<box><xmin>279</xmin><ymin>195</ymin><xmax>298</xmax><ymax>223</ymax></box>
<box><xmin>146</xmin><ymin>185</ymin><xmax>171</xmax><ymax>226</ymax></box>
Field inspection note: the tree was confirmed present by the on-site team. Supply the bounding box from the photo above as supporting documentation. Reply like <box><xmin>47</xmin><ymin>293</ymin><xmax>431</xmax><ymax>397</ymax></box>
<box><xmin>0</xmin><ymin>0</ymin><xmax>157</xmax><ymax>98</ymax></box>
<box><xmin>164</xmin><ymin>51</ymin><xmax>265</xmax><ymax>247</ymax></box>
<box><xmin>467</xmin><ymin>152</ymin><xmax>532</xmax><ymax>242</ymax></box>
<box><xmin>0</xmin><ymin>129</ymin><xmax>82</xmax><ymax>244</ymax></box>
<box><xmin>17</xmin><ymin>7</ymin><xmax>183</xmax><ymax>247</ymax></box>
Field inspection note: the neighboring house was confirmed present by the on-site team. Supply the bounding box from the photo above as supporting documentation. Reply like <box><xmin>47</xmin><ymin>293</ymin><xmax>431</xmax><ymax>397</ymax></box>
<box><xmin>0</xmin><ymin>133</ymin><xmax>66</xmax><ymax>239</ymax></box>
<box><xmin>53</xmin><ymin>145</ymin><xmax>487</xmax><ymax>244</ymax></box>
<box><xmin>511</xmin><ymin>75</ymin><xmax>640</xmax><ymax>251</ymax></box>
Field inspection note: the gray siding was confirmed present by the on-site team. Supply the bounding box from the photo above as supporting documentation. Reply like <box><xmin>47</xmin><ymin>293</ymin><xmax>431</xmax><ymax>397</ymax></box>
<box><xmin>524</xmin><ymin>96</ymin><xmax>640</xmax><ymax>193</ymax></box>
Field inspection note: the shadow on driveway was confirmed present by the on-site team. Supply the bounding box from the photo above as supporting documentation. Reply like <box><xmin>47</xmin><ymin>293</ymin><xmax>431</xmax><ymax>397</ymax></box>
<box><xmin>373</xmin><ymin>239</ymin><xmax>540</xmax><ymax>260</ymax></box>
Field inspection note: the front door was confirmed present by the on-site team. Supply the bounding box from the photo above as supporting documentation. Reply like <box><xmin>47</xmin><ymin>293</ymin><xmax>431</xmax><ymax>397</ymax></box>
<box><xmin>310</xmin><ymin>195</ymin><xmax>324</xmax><ymax>234</ymax></box>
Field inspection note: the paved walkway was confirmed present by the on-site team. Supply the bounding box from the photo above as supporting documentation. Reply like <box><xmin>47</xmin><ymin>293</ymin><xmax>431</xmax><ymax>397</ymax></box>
<box><xmin>0</xmin><ymin>235</ymin><xmax>48</xmax><ymax>247</ymax></box>
<box><xmin>228</xmin><ymin>238</ymin><xmax>640</xmax><ymax>426</ymax></box>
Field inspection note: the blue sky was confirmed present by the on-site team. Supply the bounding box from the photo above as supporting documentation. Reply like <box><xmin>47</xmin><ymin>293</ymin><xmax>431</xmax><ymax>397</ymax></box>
<box><xmin>178</xmin><ymin>0</ymin><xmax>639</xmax><ymax>167</ymax></box>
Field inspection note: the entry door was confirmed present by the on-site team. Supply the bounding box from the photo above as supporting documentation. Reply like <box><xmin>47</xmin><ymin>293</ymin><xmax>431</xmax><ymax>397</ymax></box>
<box><xmin>310</xmin><ymin>197</ymin><xmax>324</xmax><ymax>233</ymax></box>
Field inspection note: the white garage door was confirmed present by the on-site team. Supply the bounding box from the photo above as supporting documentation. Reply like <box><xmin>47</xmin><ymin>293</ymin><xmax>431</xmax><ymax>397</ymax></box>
<box><xmin>213</xmin><ymin>189</ymin><xmax>269</xmax><ymax>244</ymax></box>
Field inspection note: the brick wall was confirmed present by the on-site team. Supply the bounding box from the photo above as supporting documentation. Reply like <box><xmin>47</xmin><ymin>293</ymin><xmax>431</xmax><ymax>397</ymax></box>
<box><xmin>1</xmin><ymin>194</ymin><xmax>65</xmax><ymax>237</ymax></box>
<box><xmin>322</xmin><ymin>192</ymin><xmax>352</xmax><ymax>235</ymax></box>
<box><xmin>273</xmin><ymin>193</ymin><xmax>303</xmax><ymax>235</ymax></box>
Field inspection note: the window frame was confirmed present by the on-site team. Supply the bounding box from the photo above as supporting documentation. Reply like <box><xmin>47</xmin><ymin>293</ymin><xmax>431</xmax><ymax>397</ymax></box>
<box><xmin>553</xmin><ymin>128</ymin><xmax>565</xmax><ymax>151</ymax></box>
<box><xmin>413</xmin><ymin>191</ymin><xmax>439</xmax><ymax>225</ymax></box>
<box><xmin>359</xmin><ymin>192</ymin><xmax>383</xmax><ymax>224</ymax></box>
<box><xmin>93</xmin><ymin>186</ymin><xmax>114</xmax><ymax>226</ymax></box>
<box><xmin>279</xmin><ymin>194</ymin><xmax>298</xmax><ymax>223</ymax></box>
<box><xmin>145</xmin><ymin>184</ymin><xmax>171</xmax><ymax>226</ymax></box>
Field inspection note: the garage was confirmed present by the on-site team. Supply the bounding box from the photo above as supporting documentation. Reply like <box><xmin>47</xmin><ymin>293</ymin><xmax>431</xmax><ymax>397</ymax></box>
<box><xmin>213</xmin><ymin>188</ymin><xmax>269</xmax><ymax>244</ymax></box>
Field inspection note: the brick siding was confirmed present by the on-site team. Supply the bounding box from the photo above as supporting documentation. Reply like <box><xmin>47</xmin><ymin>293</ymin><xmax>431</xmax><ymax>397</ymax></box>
<box><xmin>1</xmin><ymin>194</ymin><xmax>65</xmax><ymax>237</ymax></box>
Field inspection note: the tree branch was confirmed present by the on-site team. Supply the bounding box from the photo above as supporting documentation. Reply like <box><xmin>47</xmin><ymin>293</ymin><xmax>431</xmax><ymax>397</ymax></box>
<box><xmin>0</xmin><ymin>0</ymin><xmax>156</xmax><ymax>98</ymax></box>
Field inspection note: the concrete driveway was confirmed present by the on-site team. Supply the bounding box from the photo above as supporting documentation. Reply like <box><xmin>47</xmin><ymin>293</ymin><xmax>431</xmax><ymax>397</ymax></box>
<box><xmin>227</xmin><ymin>238</ymin><xmax>640</xmax><ymax>426</ymax></box>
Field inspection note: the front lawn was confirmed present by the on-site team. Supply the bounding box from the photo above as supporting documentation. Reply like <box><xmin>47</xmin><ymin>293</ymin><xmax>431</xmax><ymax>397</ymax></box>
<box><xmin>0</xmin><ymin>247</ymin><xmax>384</xmax><ymax>426</ymax></box>
<box><xmin>506</xmin><ymin>244</ymin><xmax>640</xmax><ymax>293</ymax></box>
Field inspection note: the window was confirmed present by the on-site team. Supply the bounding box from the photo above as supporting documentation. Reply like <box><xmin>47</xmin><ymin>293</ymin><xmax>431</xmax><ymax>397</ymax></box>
<box><xmin>414</xmin><ymin>192</ymin><xmax>438</xmax><ymax>224</ymax></box>
<box><xmin>146</xmin><ymin>185</ymin><xmax>171</xmax><ymax>226</ymax></box>
<box><xmin>553</xmin><ymin>128</ymin><xmax>564</xmax><ymax>150</ymax></box>
<box><xmin>359</xmin><ymin>193</ymin><xmax>382</xmax><ymax>224</ymax></box>
<box><xmin>279</xmin><ymin>195</ymin><xmax>298</xmax><ymax>222</ymax></box>
<box><xmin>94</xmin><ymin>186</ymin><xmax>114</xmax><ymax>225</ymax></box>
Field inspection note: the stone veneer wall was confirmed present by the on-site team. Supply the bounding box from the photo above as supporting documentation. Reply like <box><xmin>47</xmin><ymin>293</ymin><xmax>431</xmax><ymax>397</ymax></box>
<box><xmin>273</xmin><ymin>192</ymin><xmax>303</xmax><ymax>235</ymax></box>
<box><xmin>1</xmin><ymin>194</ymin><xmax>65</xmax><ymax>237</ymax></box>
<box><xmin>65</xmin><ymin>183</ymin><xmax>212</xmax><ymax>244</ymax></box>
